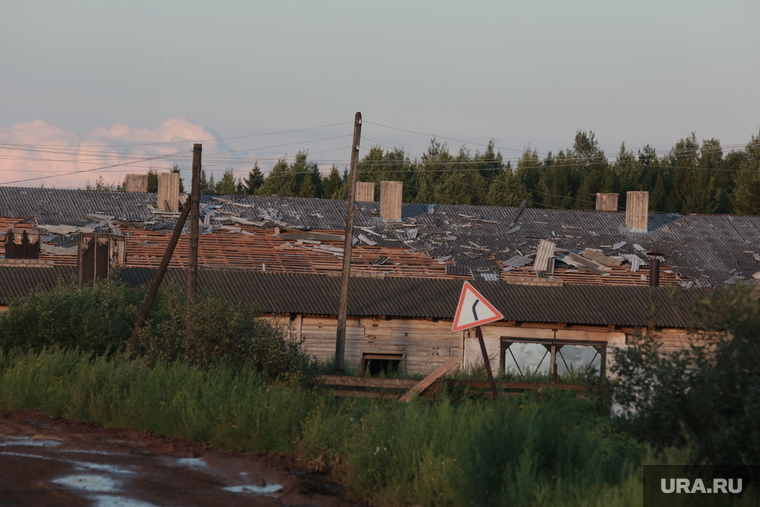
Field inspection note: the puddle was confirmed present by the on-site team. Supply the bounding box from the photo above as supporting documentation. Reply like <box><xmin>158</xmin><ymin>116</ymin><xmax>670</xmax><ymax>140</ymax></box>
<box><xmin>0</xmin><ymin>436</ymin><xmax>61</xmax><ymax>447</ymax></box>
<box><xmin>223</xmin><ymin>484</ymin><xmax>283</xmax><ymax>495</ymax></box>
<box><xmin>69</xmin><ymin>460</ymin><xmax>136</xmax><ymax>474</ymax></box>
<box><xmin>53</xmin><ymin>476</ymin><xmax>160</xmax><ymax>507</ymax></box>
<box><xmin>52</xmin><ymin>474</ymin><xmax>118</xmax><ymax>493</ymax></box>
<box><xmin>174</xmin><ymin>457</ymin><xmax>208</xmax><ymax>469</ymax></box>
<box><xmin>61</xmin><ymin>449</ymin><xmax>120</xmax><ymax>456</ymax></box>
<box><xmin>90</xmin><ymin>495</ymin><xmax>159</xmax><ymax>507</ymax></box>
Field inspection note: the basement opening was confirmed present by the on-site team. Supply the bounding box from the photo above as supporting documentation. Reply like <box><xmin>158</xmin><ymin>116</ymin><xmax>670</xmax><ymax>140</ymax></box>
<box><xmin>361</xmin><ymin>353</ymin><xmax>403</xmax><ymax>377</ymax></box>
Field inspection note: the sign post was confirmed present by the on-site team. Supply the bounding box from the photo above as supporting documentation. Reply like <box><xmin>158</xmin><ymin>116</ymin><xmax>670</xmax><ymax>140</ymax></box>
<box><xmin>452</xmin><ymin>282</ymin><xmax>504</xmax><ymax>399</ymax></box>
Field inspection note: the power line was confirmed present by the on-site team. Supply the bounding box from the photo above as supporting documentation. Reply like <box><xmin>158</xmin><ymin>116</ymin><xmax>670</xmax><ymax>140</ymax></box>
<box><xmin>0</xmin><ymin>150</ymin><xmax>191</xmax><ymax>186</ymax></box>
<box><xmin>0</xmin><ymin>121</ymin><xmax>353</xmax><ymax>149</ymax></box>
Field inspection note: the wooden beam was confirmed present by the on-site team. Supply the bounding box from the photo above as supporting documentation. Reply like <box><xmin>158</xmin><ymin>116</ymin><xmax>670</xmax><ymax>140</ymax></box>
<box><xmin>399</xmin><ymin>357</ymin><xmax>458</xmax><ymax>402</ymax></box>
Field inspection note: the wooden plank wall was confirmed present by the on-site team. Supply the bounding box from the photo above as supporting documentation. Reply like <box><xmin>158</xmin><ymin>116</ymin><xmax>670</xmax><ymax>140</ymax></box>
<box><xmin>265</xmin><ymin>313</ymin><xmax>695</xmax><ymax>377</ymax></box>
<box><xmin>296</xmin><ymin>315</ymin><xmax>461</xmax><ymax>375</ymax></box>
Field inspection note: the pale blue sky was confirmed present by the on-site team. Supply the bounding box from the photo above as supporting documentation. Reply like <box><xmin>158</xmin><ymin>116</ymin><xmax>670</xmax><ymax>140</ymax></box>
<box><xmin>1</xmin><ymin>1</ymin><xmax>759</xmax><ymax>187</ymax></box>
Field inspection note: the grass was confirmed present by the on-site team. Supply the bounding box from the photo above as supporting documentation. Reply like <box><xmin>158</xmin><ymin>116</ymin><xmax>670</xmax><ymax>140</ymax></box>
<box><xmin>0</xmin><ymin>347</ymin><xmax>645</xmax><ymax>506</ymax></box>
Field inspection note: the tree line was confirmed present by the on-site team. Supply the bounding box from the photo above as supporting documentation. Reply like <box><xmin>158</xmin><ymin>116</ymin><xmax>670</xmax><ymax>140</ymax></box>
<box><xmin>121</xmin><ymin>130</ymin><xmax>760</xmax><ymax>215</ymax></box>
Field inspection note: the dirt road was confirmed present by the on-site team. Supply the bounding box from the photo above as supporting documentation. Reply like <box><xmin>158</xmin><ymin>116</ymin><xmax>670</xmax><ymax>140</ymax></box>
<box><xmin>0</xmin><ymin>410</ymin><xmax>362</xmax><ymax>507</ymax></box>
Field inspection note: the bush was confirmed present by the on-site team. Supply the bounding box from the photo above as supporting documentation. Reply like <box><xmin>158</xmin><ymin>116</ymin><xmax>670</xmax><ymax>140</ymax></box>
<box><xmin>612</xmin><ymin>284</ymin><xmax>760</xmax><ymax>470</ymax></box>
<box><xmin>136</xmin><ymin>285</ymin><xmax>319</xmax><ymax>386</ymax></box>
<box><xmin>0</xmin><ymin>276</ymin><xmax>142</xmax><ymax>356</ymax></box>
<box><xmin>0</xmin><ymin>278</ymin><xmax>319</xmax><ymax>386</ymax></box>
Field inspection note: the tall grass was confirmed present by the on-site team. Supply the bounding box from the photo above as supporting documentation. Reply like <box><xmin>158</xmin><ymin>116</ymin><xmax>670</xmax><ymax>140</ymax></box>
<box><xmin>0</xmin><ymin>347</ymin><xmax>644</xmax><ymax>506</ymax></box>
<box><xmin>0</xmin><ymin>348</ymin><xmax>316</xmax><ymax>451</ymax></box>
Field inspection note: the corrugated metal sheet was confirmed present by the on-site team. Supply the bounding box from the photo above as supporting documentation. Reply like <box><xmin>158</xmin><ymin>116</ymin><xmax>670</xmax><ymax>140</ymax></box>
<box><xmin>117</xmin><ymin>268</ymin><xmax>708</xmax><ymax>328</ymax></box>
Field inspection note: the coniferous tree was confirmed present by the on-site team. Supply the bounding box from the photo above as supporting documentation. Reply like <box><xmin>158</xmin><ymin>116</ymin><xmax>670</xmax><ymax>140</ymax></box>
<box><xmin>573</xmin><ymin>131</ymin><xmax>613</xmax><ymax>209</ymax></box>
<box><xmin>147</xmin><ymin>169</ymin><xmax>158</xmax><ymax>193</ymax></box>
<box><xmin>731</xmin><ymin>131</ymin><xmax>760</xmax><ymax>214</ymax></box>
<box><xmin>515</xmin><ymin>148</ymin><xmax>543</xmax><ymax>206</ymax></box>
<box><xmin>321</xmin><ymin>165</ymin><xmax>344</xmax><ymax>199</ymax></box>
<box><xmin>215</xmin><ymin>169</ymin><xmax>237</xmax><ymax>195</ymax></box>
<box><xmin>243</xmin><ymin>163</ymin><xmax>265</xmax><ymax>194</ymax></box>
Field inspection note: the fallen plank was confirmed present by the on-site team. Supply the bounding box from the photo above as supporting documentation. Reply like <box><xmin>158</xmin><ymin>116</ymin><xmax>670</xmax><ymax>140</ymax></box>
<box><xmin>399</xmin><ymin>357</ymin><xmax>459</xmax><ymax>402</ymax></box>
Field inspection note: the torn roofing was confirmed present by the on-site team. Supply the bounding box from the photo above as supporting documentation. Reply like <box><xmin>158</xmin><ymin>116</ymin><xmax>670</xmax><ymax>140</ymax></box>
<box><xmin>2</xmin><ymin>186</ymin><xmax>760</xmax><ymax>288</ymax></box>
<box><xmin>118</xmin><ymin>268</ymin><xmax>708</xmax><ymax>328</ymax></box>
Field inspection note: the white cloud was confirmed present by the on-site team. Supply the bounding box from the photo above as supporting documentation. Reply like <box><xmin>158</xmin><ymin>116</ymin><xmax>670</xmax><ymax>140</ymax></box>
<box><xmin>0</xmin><ymin>118</ymin><xmax>222</xmax><ymax>189</ymax></box>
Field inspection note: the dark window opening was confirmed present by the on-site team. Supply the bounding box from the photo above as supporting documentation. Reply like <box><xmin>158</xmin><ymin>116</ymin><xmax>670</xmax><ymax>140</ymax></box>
<box><xmin>362</xmin><ymin>353</ymin><xmax>403</xmax><ymax>377</ymax></box>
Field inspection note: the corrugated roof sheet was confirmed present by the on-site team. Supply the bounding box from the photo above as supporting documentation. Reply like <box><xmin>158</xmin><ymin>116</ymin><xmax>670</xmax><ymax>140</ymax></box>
<box><xmin>116</xmin><ymin>268</ymin><xmax>708</xmax><ymax>328</ymax></box>
<box><xmin>0</xmin><ymin>266</ymin><xmax>77</xmax><ymax>303</ymax></box>
<box><xmin>2</xmin><ymin>186</ymin><xmax>760</xmax><ymax>288</ymax></box>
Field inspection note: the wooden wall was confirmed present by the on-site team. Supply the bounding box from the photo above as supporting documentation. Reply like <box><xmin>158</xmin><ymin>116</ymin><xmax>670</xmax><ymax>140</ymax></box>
<box><xmin>271</xmin><ymin>315</ymin><xmax>461</xmax><ymax>375</ymax></box>
<box><xmin>265</xmin><ymin>313</ymin><xmax>692</xmax><ymax>377</ymax></box>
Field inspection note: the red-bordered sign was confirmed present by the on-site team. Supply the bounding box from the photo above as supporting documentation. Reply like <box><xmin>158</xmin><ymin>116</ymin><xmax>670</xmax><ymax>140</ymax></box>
<box><xmin>451</xmin><ymin>282</ymin><xmax>504</xmax><ymax>332</ymax></box>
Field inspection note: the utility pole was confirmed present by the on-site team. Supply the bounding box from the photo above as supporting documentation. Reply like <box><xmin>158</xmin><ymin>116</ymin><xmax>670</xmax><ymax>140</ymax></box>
<box><xmin>186</xmin><ymin>144</ymin><xmax>201</xmax><ymax>344</ymax></box>
<box><xmin>334</xmin><ymin>112</ymin><xmax>362</xmax><ymax>375</ymax></box>
<box><xmin>128</xmin><ymin>201</ymin><xmax>192</xmax><ymax>355</ymax></box>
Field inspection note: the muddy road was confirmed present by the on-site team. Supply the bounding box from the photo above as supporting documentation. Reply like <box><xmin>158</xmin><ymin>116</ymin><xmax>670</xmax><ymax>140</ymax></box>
<box><xmin>0</xmin><ymin>410</ymin><xmax>362</xmax><ymax>507</ymax></box>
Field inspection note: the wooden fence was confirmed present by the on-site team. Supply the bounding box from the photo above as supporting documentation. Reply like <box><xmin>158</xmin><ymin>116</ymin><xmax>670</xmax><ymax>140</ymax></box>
<box><xmin>320</xmin><ymin>375</ymin><xmax>591</xmax><ymax>401</ymax></box>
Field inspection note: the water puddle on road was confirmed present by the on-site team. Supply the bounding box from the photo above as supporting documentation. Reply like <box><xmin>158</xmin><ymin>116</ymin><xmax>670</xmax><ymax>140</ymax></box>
<box><xmin>0</xmin><ymin>435</ymin><xmax>61</xmax><ymax>447</ymax></box>
<box><xmin>223</xmin><ymin>484</ymin><xmax>283</xmax><ymax>495</ymax></box>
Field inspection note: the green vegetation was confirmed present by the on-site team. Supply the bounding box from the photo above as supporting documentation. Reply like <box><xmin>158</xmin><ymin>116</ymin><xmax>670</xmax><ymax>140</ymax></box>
<box><xmin>0</xmin><ymin>347</ymin><xmax>641</xmax><ymax>506</ymax></box>
<box><xmin>159</xmin><ymin>129</ymin><xmax>760</xmax><ymax>215</ymax></box>
<box><xmin>1</xmin><ymin>279</ymin><xmax>758</xmax><ymax>505</ymax></box>
<box><xmin>612</xmin><ymin>284</ymin><xmax>760</xmax><ymax>471</ymax></box>
<box><xmin>0</xmin><ymin>277</ymin><xmax>319</xmax><ymax>386</ymax></box>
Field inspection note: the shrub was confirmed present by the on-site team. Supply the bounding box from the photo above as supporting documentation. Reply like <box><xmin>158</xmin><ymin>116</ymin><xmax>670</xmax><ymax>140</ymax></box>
<box><xmin>612</xmin><ymin>284</ymin><xmax>760</xmax><ymax>470</ymax></box>
<box><xmin>0</xmin><ymin>276</ymin><xmax>141</xmax><ymax>356</ymax></box>
<box><xmin>0</xmin><ymin>278</ymin><xmax>319</xmax><ymax>386</ymax></box>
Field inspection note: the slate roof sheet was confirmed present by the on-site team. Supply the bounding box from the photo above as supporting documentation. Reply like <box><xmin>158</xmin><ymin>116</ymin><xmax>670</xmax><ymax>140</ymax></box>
<box><xmin>116</xmin><ymin>268</ymin><xmax>707</xmax><ymax>328</ymax></box>
<box><xmin>2</xmin><ymin>186</ymin><xmax>759</xmax><ymax>288</ymax></box>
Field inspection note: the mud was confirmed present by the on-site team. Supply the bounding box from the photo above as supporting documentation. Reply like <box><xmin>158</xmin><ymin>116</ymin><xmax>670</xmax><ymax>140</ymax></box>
<box><xmin>0</xmin><ymin>410</ymin><xmax>363</xmax><ymax>507</ymax></box>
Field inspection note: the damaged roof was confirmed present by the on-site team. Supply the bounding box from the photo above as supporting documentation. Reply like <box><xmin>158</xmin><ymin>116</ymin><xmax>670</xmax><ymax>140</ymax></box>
<box><xmin>1</xmin><ymin>186</ymin><xmax>760</xmax><ymax>288</ymax></box>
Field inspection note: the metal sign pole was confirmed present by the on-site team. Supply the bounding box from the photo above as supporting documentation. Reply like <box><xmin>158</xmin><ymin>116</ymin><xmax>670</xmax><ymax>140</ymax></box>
<box><xmin>475</xmin><ymin>326</ymin><xmax>498</xmax><ymax>400</ymax></box>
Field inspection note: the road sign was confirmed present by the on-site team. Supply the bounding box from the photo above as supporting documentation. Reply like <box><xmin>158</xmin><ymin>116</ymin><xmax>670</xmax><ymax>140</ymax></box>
<box><xmin>451</xmin><ymin>282</ymin><xmax>504</xmax><ymax>332</ymax></box>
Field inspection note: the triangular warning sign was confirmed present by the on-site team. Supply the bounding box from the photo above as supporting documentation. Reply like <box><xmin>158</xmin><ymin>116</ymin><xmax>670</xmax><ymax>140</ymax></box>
<box><xmin>451</xmin><ymin>282</ymin><xmax>504</xmax><ymax>332</ymax></box>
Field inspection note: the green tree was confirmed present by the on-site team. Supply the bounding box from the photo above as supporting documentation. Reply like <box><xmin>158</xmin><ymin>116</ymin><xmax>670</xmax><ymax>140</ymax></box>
<box><xmin>666</xmin><ymin>133</ymin><xmax>722</xmax><ymax>213</ymax></box>
<box><xmin>243</xmin><ymin>163</ymin><xmax>265</xmax><ymax>195</ymax></box>
<box><xmin>147</xmin><ymin>169</ymin><xmax>158</xmax><ymax>193</ymax></box>
<box><xmin>321</xmin><ymin>165</ymin><xmax>344</xmax><ymax>199</ymax></box>
<box><xmin>484</xmin><ymin>163</ymin><xmax>531</xmax><ymax>207</ymax></box>
<box><xmin>171</xmin><ymin>164</ymin><xmax>185</xmax><ymax>193</ymax></box>
<box><xmin>256</xmin><ymin>158</ymin><xmax>295</xmax><ymax>196</ymax></box>
<box><xmin>612</xmin><ymin>142</ymin><xmax>641</xmax><ymax>209</ymax></box>
<box><xmin>730</xmin><ymin>131</ymin><xmax>760</xmax><ymax>215</ymax></box>
<box><xmin>573</xmin><ymin>130</ymin><xmax>614</xmax><ymax>209</ymax></box>
<box><xmin>612</xmin><ymin>284</ymin><xmax>760</xmax><ymax>470</ymax></box>
<box><xmin>358</xmin><ymin>146</ymin><xmax>414</xmax><ymax>201</ymax></box>
<box><xmin>215</xmin><ymin>169</ymin><xmax>237</xmax><ymax>195</ymax></box>
<box><xmin>515</xmin><ymin>148</ymin><xmax>543</xmax><ymax>206</ymax></box>
<box><xmin>538</xmin><ymin>150</ymin><xmax>577</xmax><ymax>209</ymax></box>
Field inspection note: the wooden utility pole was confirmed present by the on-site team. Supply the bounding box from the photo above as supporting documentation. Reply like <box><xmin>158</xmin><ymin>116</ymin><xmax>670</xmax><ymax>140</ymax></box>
<box><xmin>334</xmin><ymin>112</ymin><xmax>362</xmax><ymax>375</ymax></box>
<box><xmin>128</xmin><ymin>200</ymin><xmax>192</xmax><ymax>354</ymax></box>
<box><xmin>186</xmin><ymin>144</ymin><xmax>201</xmax><ymax>343</ymax></box>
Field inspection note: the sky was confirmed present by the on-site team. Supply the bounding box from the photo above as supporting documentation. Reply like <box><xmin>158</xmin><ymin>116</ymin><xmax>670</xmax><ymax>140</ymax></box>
<box><xmin>1</xmin><ymin>0</ymin><xmax>759</xmax><ymax>189</ymax></box>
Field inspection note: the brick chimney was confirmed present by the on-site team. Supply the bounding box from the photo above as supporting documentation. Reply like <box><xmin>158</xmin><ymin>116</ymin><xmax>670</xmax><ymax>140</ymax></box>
<box><xmin>625</xmin><ymin>191</ymin><xmax>649</xmax><ymax>233</ymax></box>
<box><xmin>595</xmin><ymin>193</ymin><xmax>618</xmax><ymax>211</ymax></box>
<box><xmin>380</xmin><ymin>181</ymin><xmax>403</xmax><ymax>222</ymax></box>
<box><xmin>356</xmin><ymin>182</ymin><xmax>375</xmax><ymax>202</ymax></box>
<box><xmin>124</xmin><ymin>174</ymin><xmax>148</xmax><ymax>192</ymax></box>
<box><xmin>157</xmin><ymin>172</ymin><xmax>180</xmax><ymax>211</ymax></box>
